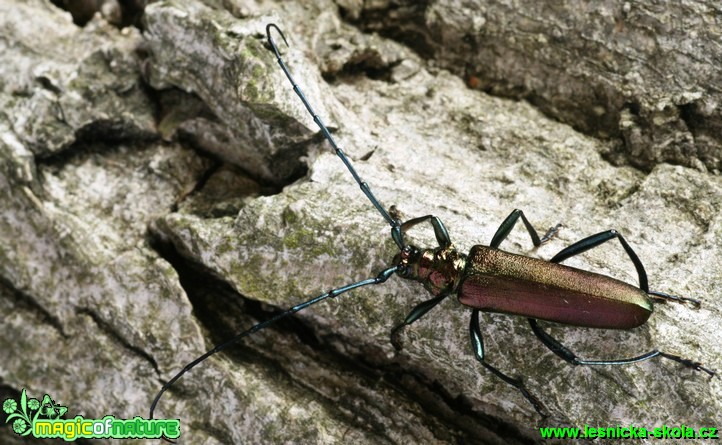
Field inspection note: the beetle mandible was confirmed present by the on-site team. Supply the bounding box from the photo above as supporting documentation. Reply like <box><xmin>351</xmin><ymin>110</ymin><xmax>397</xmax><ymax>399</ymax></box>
<box><xmin>149</xmin><ymin>23</ymin><xmax>714</xmax><ymax>421</ymax></box>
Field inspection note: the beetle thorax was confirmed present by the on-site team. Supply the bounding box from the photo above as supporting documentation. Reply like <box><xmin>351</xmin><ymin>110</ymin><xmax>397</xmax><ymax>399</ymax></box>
<box><xmin>396</xmin><ymin>244</ymin><xmax>467</xmax><ymax>296</ymax></box>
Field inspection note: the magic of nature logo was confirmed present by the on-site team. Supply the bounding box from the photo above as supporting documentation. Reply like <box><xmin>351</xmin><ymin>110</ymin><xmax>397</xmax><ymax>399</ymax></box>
<box><xmin>3</xmin><ymin>389</ymin><xmax>180</xmax><ymax>441</ymax></box>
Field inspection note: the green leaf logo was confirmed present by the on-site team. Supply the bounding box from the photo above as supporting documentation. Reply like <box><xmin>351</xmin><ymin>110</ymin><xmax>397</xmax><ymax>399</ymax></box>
<box><xmin>3</xmin><ymin>389</ymin><xmax>67</xmax><ymax>437</ymax></box>
<box><xmin>3</xmin><ymin>389</ymin><xmax>33</xmax><ymax>436</ymax></box>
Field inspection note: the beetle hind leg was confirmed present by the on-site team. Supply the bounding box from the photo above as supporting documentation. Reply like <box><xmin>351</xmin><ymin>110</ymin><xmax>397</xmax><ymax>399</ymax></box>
<box><xmin>549</xmin><ymin>229</ymin><xmax>650</xmax><ymax>291</ymax></box>
<box><xmin>471</xmin><ymin>310</ymin><xmax>549</xmax><ymax>416</ymax></box>
<box><xmin>528</xmin><ymin>318</ymin><xmax>715</xmax><ymax>376</ymax></box>
<box><xmin>550</xmin><ymin>230</ymin><xmax>704</xmax><ymax>310</ymax></box>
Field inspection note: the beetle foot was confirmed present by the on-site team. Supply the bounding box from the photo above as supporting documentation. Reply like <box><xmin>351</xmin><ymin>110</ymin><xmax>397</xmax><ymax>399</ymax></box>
<box><xmin>658</xmin><ymin>352</ymin><xmax>716</xmax><ymax>377</ymax></box>
<box><xmin>700</xmin><ymin>365</ymin><xmax>716</xmax><ymax>377</ymax></box>
<box><xmin>520</xmin><ymin>387</ymin><xmax>550</xmax><ymax>418</ymax></box>
<box><xmin>684</xmin><ymin>360</ymin><xmax>715</xmax><ymax>377</ymax></box>
<box><xmin>390</xmin><ymin>323</ymin><xmax>407</xmax><ymax>351</ymax></box>
<box><xmin>690</xmin><ymin>361</ymin><xmax>715</xmax><ymax>377</ymax></box>
<box><xmin>648</xmin><ymin>290</ymin><xmax>701</xmax><ymax>309</ymax></box>
<box><xmin>540</xmin><ymin>223</ymin><xmax>563</xmax><ymax>244</ymax></box>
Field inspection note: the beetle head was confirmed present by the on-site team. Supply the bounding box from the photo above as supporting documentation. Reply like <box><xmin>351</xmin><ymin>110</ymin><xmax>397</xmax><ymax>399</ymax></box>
<box><xmin>393</xmin><ymin>244</ymin><xmax>421</xmax><ymax>279</ymax></box>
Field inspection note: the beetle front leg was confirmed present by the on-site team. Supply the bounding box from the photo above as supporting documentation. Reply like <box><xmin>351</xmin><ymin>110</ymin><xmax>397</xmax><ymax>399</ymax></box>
<box><xmin>470</xmin><ymin>310</ymin><xmax>549</xmax><ymax>416</ymax></box>
<box><xmin>391</xmin><ymin>293</ymin><xmax>448</xmax><ymax>350</ymax></box>
<box><xmin>490</xmin><ymin>209</ymin><xmax>562</xmax><ymax>249</ymax></box>
<box><xmin>400</xmin><ymin>215</ymin><xmax>451</xmax><ymax>248</ymax></box>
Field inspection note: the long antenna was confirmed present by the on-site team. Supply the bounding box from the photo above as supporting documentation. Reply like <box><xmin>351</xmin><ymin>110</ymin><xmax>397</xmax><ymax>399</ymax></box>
<box><xmin>149</xmin><ymin>266</ymin><xmax>398</xmax><ymax>423</ymax></box>
<box><xmin>148</xmin><ymin>24</ymin><xmax>407</xmax><ymax>427</ymax></box>
<box><xmin>266</xmin><ymin>23</ymin><xmax>403</xmax><ymax>248</ymax></box>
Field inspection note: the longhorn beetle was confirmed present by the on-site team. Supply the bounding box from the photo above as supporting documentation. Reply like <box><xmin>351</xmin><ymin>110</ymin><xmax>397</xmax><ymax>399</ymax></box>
<box><xmin>149</xmin><ymin>23</ymin><xmax>715</xmax><ymax>422</ymax></box>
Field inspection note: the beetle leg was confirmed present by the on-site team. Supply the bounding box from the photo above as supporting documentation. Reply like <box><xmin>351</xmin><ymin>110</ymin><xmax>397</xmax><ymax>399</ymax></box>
<box><xmin>490</xmin><ymin>209</ymin><xmax>562</xmax><ymax>249</ymax></box>
<box><xmin>529</xmin><ymin>318</ymin><xmax>652</xmax><ymax>365</ymax></box>
<box><xmin>400</xmin><ymin>215</ymin><xmax>451</xmax><ymax>248</ymax></box>
<box><xmin>550</xmin><ymin>229</ymin><xmax>649</xmax><ymax>292</ymax></box>
<box><xmin>551</xmin><ymin>231</ymin><xmax>702</xmax><ymax>308</ymax></box>
<box><xmin>542</xmin><ymin>231</ymin><xmax>714</xmax><ymax>375</ymax></box>
<box><xmin>528</xmin><ymin>319</ymin><xmax>715</xmax><ymax>376</ymax></box>
<box><xmin>648</xmin><ymin>290</ymin><xmax>701</xmax><ymax>309</ymax></box>
<box><xmin>471</xmin><ymin>310</ymin><xmax>549</xmax><ymax>416</ymax></box>
<box><xmin>391</xmin><ymin>293</ymin><xmax>448</xmax><ymax>350</ymax></box>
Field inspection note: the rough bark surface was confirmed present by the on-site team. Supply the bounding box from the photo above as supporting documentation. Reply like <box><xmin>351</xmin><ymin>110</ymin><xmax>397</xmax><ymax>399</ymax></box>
<box><xmin>339</xmin><ymin>0</ymin><xmax>722</xmax><ymax>174</ymax></box>
<box><xmin>1</xmin><ymin>0</ymin><xmax>720</xmax><ymax>444</ymax></box>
